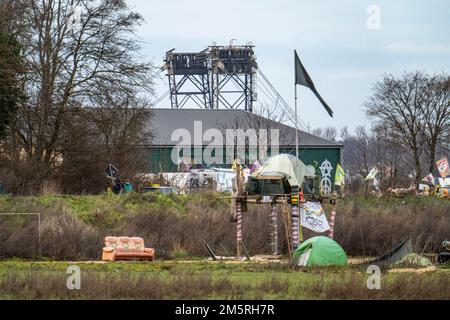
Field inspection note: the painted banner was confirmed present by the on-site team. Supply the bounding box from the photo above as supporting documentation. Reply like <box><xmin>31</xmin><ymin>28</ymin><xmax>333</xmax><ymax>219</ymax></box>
<box><xmin>300</xmin><ymin>201</ymin><xmax>330</xmax><ymax>233</ymax></box>
<box><xmin>365</xmin><ymin>167</ymin><xmax>378</xmax><ymax>181</ymax></box>
<box><xmin>436</xmin><ymin>157</ymin><xmax>449</xmax><ymax>178</ymax></box>
<box><xmin>421</xmin><ymin>173</ymin><xmax>435</xmax><ymax>185</ymax></box>
<box><xmin>334</xmin><ymin>163</ymin><xmax>345</xmax><ymax>186</ymax></box>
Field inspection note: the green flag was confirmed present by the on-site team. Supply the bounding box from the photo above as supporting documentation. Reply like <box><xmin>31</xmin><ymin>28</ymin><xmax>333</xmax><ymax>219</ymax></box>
<box><xmin>335</xmin><ymin>163</ymin><xmax>345</xmax><ymax>186</ymax></box>
<box><xmin>295</xmin><ymin>50</ymin><xmax>334</xmax><ymax>117</ymax></box>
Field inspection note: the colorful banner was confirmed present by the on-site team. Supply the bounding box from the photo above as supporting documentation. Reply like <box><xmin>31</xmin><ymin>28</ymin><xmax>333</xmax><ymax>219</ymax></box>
<box><xmin>436</xmin><ymin>157</ymin><xmax>449</xmax><ymax>178</ymax></box>
<box><xmin>421</xmin><ymin>173</ymin><xmax>435</xmax><ymax>185</ymax></box>
<box><xmin>300</xmin><ymin>202</ymin><xmax>330</xmax><ymax>233</ymax></box>
<box><xmin>250</xmin><ymin>160</ymin><xmax>261</xmax><ymax>174</ymax></box>
<box><xmin>334</xmin><ymin>163</ymin><xmax>345</xmax><ymax>186</ymax></box>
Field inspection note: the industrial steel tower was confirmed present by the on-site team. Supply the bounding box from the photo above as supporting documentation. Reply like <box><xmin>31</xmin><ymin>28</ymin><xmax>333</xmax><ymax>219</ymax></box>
<box><xmin>164</xmin><ymin>44</ymin><xmax>258</xmax><ymax>112</ymax></box>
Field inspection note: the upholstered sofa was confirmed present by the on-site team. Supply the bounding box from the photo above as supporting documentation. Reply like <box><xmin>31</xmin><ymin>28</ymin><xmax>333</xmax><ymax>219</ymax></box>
<box><xmin>102</xmin><ymin>236</ymin><xmax>155</xmax><ymax>261</ymax></box>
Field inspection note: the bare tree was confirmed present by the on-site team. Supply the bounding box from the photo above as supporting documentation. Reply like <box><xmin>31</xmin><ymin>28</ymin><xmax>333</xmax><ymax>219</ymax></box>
<box><xmin>1</xmin><ymin>0</ymin><xmax>154</xmax><ymax>193</ymax></box>
<box><xmin>0</xmin><ymin>0</ymin><xmax>26</xmax><ymax>139</ymax></box>
<box><xmin>365</xmin><ymin>72</ymin><xmax>429</xmax><ymax>182</ymax></box>
<box><xmin>340</xmin><ymin>126</ymin><xmax>350</xmax><ymax>142</ymax></box>
<box><xmin>420</xmin><ymin>73</ymin><xmax>450</xmax><ymax>173</ymax></box>
<box><xmin>215</xmin><ymin>102</ymin><xmax>293</xmax><ymax>165</ymax></box>
<box><xmin>310</xmin><ymin>126</ymin><xmax>337</xmax><ymax>142</ymax></box>
<box><xmin>311</xmin><ymin>127</ymin><xmax>323</xmax><ymax>138</ymax></box>
<box><xmin>57</xmin><ymin>95</ymin><xmax>153</xmax><ymax>194</ymax></box>
<box><xmin>251</xmin><ymin>102</ymin><xmax>293</xmax><ymax>144</ymax></box>
<box><xmin>323</xmin><ymin>126</ymin><xmax>337</xmax><ymax>142</ymax></box>
<box><xmin>354</xmin><ymin>126</ymin><xmax>371</xmax><ymax>178</ymax></box>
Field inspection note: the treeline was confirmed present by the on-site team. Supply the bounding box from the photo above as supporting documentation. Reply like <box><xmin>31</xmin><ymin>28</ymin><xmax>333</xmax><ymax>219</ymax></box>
<box><xmin>0</xmin><ymin>2</ymin><xmax>448</xmax><ymax>196</ymax></box>
<box><xmin>0</xmin><ymin>0</ymin><xmax>153</xmax><ymax>194</ymax></box>
<box><xmin>312</xmin><ymin>71</ymin><xmax>449</xmax><ymax>193</ymax></box>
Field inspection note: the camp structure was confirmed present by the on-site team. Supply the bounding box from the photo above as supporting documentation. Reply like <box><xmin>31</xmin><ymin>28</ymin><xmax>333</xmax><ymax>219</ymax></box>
<box><xmin>368</xmin><ymin>238</ymin><xmax>413</xmax><ymax>266</ymax></box>
<box><xmin>246</xmin><ymin>154</ymin><xmax>321</xmax><ymax>198</ymax></box>
<box><xmin>144</xmin><ymin>109</ymin><xmax>342</xmax><ymax>184</ymax></box>
<box><xmin>250</xmin><ymin>154</ymin><xmax>306</xmax><ymax>190</ymax></box>
<box><xmin>229</xmin><ymin>153</ymin><xmax>339</xmax><ymax>259</ymax></box>
<box><xmin>293</xmin><ymin>236</ymin><xmax>347</xmax><ymax>267</ymax></box>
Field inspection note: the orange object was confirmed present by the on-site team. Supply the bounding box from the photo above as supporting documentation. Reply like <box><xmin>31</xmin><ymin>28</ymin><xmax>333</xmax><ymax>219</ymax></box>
<box><xmin>102</xmin><ymin>236</ymin><xmax>155</xmax><ymax>261</ymax></box>
<box><xmin>299</xmin><ymin>190</ymin><xmax>305</xmax><ymax>203</ymax></box>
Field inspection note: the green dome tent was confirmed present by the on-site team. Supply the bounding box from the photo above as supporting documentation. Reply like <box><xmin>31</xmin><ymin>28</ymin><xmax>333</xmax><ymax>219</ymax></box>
<box><xmin>293</xmin><ymin>236</ymin><xmax>348</xmax><ymax>267</ymax></box>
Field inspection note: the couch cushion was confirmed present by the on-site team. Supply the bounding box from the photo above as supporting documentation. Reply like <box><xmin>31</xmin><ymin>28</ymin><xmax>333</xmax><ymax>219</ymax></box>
<box><xmin>104</xmin><ymin>236</ymin><xmax>148</xmax><ymax>253</ymax></box>
<box><xmin>115</xmin><ymin>237</ymin><xmax>129</xmax><ymax>252</ymax></box>
<box><xmin>118</xmin><ymin>236</ymin><xmax>145</xmax><ymax>253</ymax></box>
<box><xmin>131</xmin><ymin>237</ymin><xmax>145</xmax><ymax>253</ymax></box>
<box><xmin>105</xmin><ymin>236</ymin><xmax>119</xmax><ymax>249</ymax></box>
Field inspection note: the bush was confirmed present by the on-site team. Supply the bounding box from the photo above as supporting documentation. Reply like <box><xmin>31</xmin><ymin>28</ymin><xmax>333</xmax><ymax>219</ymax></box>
<box><xmin>334</xmin><ymin>196</ymin><xmax>450</xmax><ymax>256</ymax></box>
<box><xmin>0</xmin><ymin>210</ymin><xmax>104</xmax><ymax>260</ymax></box>
<box><xmin>0</xmin><ymin>194</ymin><xmax>449</xmax><ymax>260</ymax></box>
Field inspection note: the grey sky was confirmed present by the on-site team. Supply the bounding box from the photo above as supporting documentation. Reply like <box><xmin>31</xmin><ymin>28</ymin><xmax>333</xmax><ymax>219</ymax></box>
<box><xmin>127</xmin><ymin>0</ymin><xmax>450</xmax><ymax>133</ymax></box>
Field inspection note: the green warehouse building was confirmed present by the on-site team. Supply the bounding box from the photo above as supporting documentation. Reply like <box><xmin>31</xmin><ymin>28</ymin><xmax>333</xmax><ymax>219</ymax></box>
<box><xmin>145</xmin><ymin>109</ymin><xmax>342</xmax><ymax>195</ymax></box>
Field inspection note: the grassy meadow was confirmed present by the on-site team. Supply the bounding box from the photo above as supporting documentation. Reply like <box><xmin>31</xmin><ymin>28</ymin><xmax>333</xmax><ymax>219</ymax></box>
<box><xmin>0</xmin><ymin>260</ymin><xmax>448</xmax><ymax>300</ymax></box>
<box><xmin>0</xmin><ymin>193</ymin><xmax>449</xmax><ymax>299</ymax></box>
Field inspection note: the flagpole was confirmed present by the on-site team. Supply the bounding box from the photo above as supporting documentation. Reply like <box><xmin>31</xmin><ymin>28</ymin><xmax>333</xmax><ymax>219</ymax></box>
<box><xmin>295</xmin><ymin>83</ymin><xmax>299</xmax><ymax>158</ymax></box>
<box><xmin>294</xmin><ymin>51</ymin><xmax>302</xmax><ymax>248</ymax></box>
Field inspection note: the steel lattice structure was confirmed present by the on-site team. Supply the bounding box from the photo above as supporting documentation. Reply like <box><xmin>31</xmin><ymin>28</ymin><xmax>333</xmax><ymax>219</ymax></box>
<box><xmin>164</xmin><ymin>45</ymin><xmax>258</xmax><ymax>112</ymax></box>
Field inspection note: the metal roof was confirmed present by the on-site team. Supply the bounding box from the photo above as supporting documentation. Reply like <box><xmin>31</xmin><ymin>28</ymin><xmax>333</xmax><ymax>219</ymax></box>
<box><xmin>147</xmin><ymin>108</ymin><xmax>342</xmax><ymax>148</ymax></box>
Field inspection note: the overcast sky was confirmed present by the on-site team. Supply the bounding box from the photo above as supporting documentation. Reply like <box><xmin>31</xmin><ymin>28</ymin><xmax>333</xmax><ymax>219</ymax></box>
<box><xmin>127</xmin><ymin>0</ymin><xmax>450</xmax><ymax>133</ymax></box>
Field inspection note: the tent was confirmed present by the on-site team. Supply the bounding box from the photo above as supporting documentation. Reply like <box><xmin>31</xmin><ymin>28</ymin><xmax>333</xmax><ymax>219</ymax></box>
<box><xmin>293</xmin><ymin>236</ymin><xmax>347</xmax><ymax>267</ymax></box>
<box><xmin>368</xmin><ymin>238</ymin><xmax>412</xmax><ymax>266</ymax></box>
<box><xmin>252</xmin><ymin>154</ymin><xmax>307</xmax><ymax>187</ymax></box>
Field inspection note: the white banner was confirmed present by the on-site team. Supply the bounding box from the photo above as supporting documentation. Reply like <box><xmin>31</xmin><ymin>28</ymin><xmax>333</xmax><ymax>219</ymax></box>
<box><xmin>300</xmin><ymin>202</ymin><xmax>330</xmax><ymax>233</ymax></box>
<box><xmin>365</xmin><ymin>167</ymin><xmax>378</xmax><ymax>180</ymax></box>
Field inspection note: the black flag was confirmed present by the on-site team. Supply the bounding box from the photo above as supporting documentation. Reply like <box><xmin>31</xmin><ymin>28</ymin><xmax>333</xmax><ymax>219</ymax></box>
<box><xmin>105</xmin><ymin>164</ymin><xmax>119</xmax><ymax>179</ymax></box>
<box><xmin>295</xmin><ymin>50</ymin><xmax>334</xmax><ymax>117</ymax></box>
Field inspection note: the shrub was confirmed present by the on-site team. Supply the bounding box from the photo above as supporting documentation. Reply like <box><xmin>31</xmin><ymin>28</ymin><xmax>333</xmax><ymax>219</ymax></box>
<box><xmin>0</xmin><ymin>194</ymin><xmax>449</xmax><ymax>260</ymax></box>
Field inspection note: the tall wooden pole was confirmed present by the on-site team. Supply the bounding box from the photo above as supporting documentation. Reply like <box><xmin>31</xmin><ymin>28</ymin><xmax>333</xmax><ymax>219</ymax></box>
<box><xmin>236</xmin><ymin>200</ymin><xmax>242</xmax><ymax>257</ymax></box>
<box><xmin>271</xmin><ymin>203</ymin><xmax>279</xmax><ymax>255</ymax></box>
<box><xmin>291</xmin><ymin>187</ymin><xmax>300</xmax><ymax>250</ymax></box>
<box><xmin>299</xmin><ymin>192</ymin><xmax>305</xmax><ymax>243</ymax></box>
<box><xmin>295</xmin><ymin>83</ymin><xmax>299</xmax><ymax>158</ymax></box>
<box><xmin>233</xmin><ymin>163</ymin><xmax>244</xmax><ymax>257</ymax></box>
<box><xmin>328</xmin><ymin>192</ymin><xmax>338</xmax><ymax>239</ymax></box>
<box><xmin>282</xmin><ymin>198</ymin><xmax>293</xmax><ymax>259</ymax></box>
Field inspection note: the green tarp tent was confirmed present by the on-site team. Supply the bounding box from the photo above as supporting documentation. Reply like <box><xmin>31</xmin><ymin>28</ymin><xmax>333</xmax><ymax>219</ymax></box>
<box><xmin>293</xmin><ymin>236</ymin><xmax>347</xmax><ymax>267</ymax></box>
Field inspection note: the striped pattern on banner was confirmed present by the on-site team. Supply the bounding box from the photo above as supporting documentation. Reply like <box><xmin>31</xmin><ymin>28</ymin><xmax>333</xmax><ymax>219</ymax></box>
<box><xmin>271</xmin><ymin>204</ymin><xmax>279</xmax><ymax>255</ymax></box>
<box><xmin>292</xmin><ymin>205</ymin><xmax>300</xmax><ymax>250</ymax></box>
<box><xmin>328</xmin><ymin>210</ymin><xmax>336</xmax><ymax>239</ymax></box>
<box><xmin>236</xmin><ymin>201</ymin><xmax>242</xmax><ymax>242</ymax></box>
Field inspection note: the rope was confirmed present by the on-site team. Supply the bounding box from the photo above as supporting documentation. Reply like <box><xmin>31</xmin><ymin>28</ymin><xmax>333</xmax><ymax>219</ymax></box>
<box><xmin>256</xmin><ymin>67</ymin><xmax>308</xmax><ymax>131</ymax></box>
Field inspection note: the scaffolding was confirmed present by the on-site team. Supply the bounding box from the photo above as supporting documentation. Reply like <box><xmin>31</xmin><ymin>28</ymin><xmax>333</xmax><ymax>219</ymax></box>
<box><xmin>164</xmin><ymin>45</ymin><xmax>258</xmax><ymax>112</ymax></box>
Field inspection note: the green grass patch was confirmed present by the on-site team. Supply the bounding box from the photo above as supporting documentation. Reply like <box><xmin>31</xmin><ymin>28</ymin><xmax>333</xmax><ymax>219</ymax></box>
<box><xmin>0</xmin><ymin>260</ymin><xmax>448</xmax><ymax>299</ymax></box>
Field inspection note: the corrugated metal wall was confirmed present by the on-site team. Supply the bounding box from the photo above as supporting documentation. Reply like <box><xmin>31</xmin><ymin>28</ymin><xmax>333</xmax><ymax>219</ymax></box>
<box><xmin>145</xmin><ymin>146</ymin><xmax>341</xmax><ymax>186</ymax></box>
